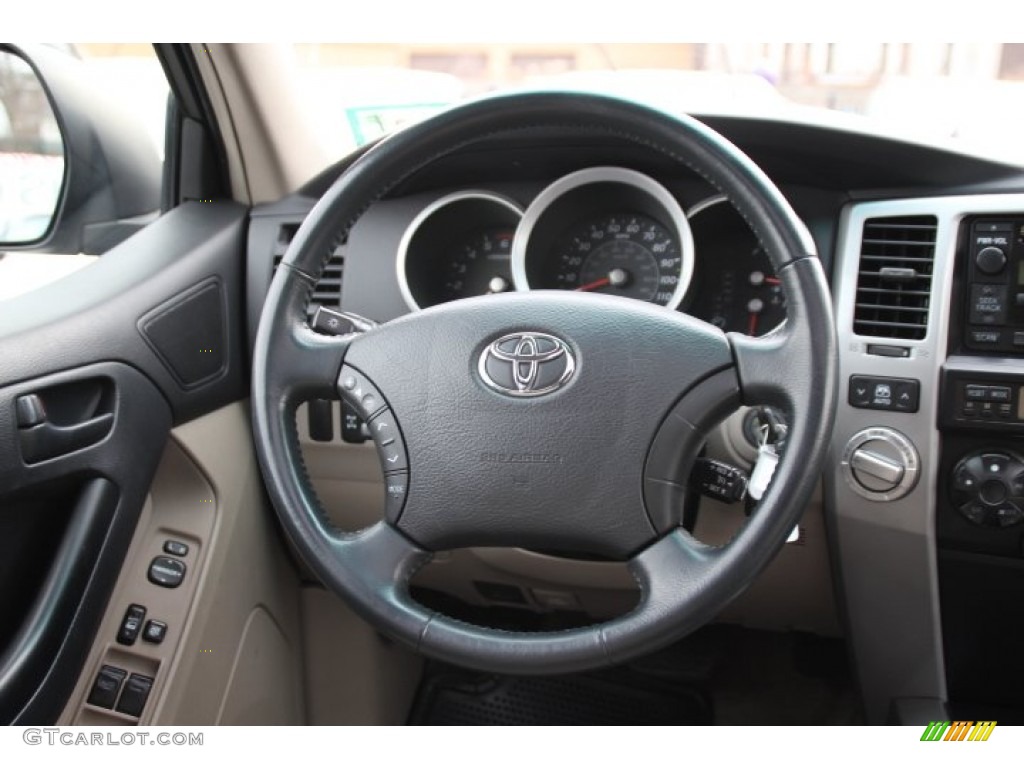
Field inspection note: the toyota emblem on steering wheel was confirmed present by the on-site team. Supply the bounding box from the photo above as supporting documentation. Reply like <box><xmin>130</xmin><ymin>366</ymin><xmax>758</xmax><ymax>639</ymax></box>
<box><xmin>478</xmin><ymin>332</ymin><xmax>576</xmax><ymax>397</ymax></box>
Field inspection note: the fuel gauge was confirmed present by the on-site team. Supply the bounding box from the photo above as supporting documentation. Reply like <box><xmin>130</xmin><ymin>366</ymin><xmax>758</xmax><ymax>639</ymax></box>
<box><xmin>744</xmin><ymin>262</ymin><xmax>786</xmax><ymax>336</ymax></box>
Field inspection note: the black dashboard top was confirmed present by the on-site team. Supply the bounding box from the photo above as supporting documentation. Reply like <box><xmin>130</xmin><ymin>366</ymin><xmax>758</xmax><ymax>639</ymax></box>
<box><xmin>245</xmin><ymin>112</ymin><xmax>1024</xmax><ymax>347</ymax></box>
<box><xmin>297</xmin><ymin>114</ymin><xmax>1024</xmax><ymax>200</ymax></box>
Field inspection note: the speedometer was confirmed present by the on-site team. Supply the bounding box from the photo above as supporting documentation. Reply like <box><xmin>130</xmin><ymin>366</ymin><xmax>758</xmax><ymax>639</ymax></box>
<box><xmin>549</xmin><ymin>213</ymin><xmax>682</xmax><ymax>304</ymax></box>
<box><xmin>511</xmin><ymin>167</ymin><xmax>694</xmax><ymax>309</ymax></box>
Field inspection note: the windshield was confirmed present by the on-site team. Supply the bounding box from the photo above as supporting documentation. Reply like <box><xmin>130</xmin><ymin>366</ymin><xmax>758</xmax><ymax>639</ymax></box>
<box><xmin>290</xmin><ymin>42</ymin><xmax>1024</xmax><ymax>165</ymax></box>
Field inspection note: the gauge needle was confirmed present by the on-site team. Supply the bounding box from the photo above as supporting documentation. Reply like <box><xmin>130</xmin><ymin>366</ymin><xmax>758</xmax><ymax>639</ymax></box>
<box><xmin>764</xmin><ymin>276</ymin><xmax>782</xmax><ymax>286</ymax></box>
<box><xmin>487</xmin><ymin>276</ymin><xmax>510</xmax><ymax>294</ymax></box>
<box><xmin>747</xmin><ymin>297</ymin><xmax>764</xmax><ymax>336</ymax></box>
<box><xmin>575</xmin><ymin>277</ymin><xmax>611</xmax><ymax>292</ymax></box>
<box><xmin>576</xmin><ymin>269</ymin><xmax>629</xmax><ymax>292</ymax></box>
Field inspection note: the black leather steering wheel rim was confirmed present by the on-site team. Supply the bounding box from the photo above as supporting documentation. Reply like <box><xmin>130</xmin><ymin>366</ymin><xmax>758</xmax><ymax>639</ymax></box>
<box><xmin>251</xmin><ymin>92</ymin><xmax>837</xmax><ymax>674</ymax></box>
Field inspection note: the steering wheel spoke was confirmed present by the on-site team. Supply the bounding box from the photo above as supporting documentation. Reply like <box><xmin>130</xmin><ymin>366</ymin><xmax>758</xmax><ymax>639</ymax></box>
<box><xmin>282</xmin><ymin>321</ymin><xmax>352</xmax><ymax>400</ymax></box>
<box><xmin>728</xmin><ymin>327</ymin><xmax>794</xmax><ymax>407</ymax></box>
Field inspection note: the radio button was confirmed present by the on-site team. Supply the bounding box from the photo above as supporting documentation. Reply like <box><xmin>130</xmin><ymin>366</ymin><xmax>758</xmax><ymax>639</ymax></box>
<box><xmin>995</xmin><ymin>503</ymin><xmax>1024</xmax><ymax>527</ymax></box>
<box><xmin>975</xmin><ymin>222</ymin><xmax>1013</xmax><ymax>233</ymax></box>
<box><xmin>987</xmin><ymin>386</ymin><xmax>1012</xmax><ymax>403</ymax></box>
<box><xmin>959</xmin><ymin>501</ymin><xmax>987</xmax><ymax>525</ymax></box>
<box><xmin>975</xmin><ymin>246</ymin><xmax>1007</xmax><ymax>275</ymax></box>
<box><xmin>965</xmin><ymin>385</ymin><xmax>989</xmax><ymax>401</ymax></box>
<box><xmin>954</xmin><ymin>466</ymin><xmax>979</xmax><ymax>492</ymax></box>
<box><xmin>969</xmin><ymin>284</ymin><xmax>1007</xmax><ymax>325</ymax></box>
<box><xmin>969</xmin><ymin>329</ymin><xmax>1002</xmax><ymax>345</ymax></box>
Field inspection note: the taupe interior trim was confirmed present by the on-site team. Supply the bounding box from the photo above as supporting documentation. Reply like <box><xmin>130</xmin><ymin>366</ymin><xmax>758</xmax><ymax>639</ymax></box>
<box><xmin>60</xmin><ymin>402</ymin><xmax>305</xmax><ymax>726</ymax></box>
<box><xmin>197</xmin><ymin>44</ymin><xmax>330</xmax><ymax>204</ymax></box>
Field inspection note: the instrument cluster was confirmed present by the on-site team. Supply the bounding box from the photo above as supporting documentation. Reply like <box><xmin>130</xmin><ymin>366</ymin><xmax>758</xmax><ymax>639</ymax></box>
<box><xmin>397</xmin><ymin>167</ymin><xmax>786</xmax><ymax>336</ymax></box>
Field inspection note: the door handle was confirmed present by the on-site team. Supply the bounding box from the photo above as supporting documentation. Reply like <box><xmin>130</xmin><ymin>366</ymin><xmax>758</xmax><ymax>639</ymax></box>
<box><xmin>18</xmin><ymin>410</ymin><xmax>114</xmax><ymax>464</ymax></box>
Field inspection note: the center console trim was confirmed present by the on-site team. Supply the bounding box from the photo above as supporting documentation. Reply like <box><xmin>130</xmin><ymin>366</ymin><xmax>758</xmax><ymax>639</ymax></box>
<box><xmin>826</xmin><ymin>193</ymin><xmax>1024</xmax><ymax>724</ymax></box>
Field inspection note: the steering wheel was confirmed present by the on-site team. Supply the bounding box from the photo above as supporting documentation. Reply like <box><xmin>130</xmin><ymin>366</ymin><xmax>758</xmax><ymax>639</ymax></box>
<box><xmin>251</xmin><ymin>92</ymin><xmax>837</xmax><ymax>674</ymax></box>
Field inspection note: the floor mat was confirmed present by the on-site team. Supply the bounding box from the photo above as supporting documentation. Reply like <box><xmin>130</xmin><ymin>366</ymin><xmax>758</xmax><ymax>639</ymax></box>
<box><xmin>628</xmin><ymin>625</ymin><xmax>862</xmax><ymax>725</ymax></box>
<box><xmin>409</xmin><ymin>666</ymin><xmax>712</xmax><ymax>725</ymax></box>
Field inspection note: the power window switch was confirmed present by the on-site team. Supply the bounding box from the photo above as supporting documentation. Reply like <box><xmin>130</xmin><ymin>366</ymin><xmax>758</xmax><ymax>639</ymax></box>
<box><xmin>116</xmin><ymin>604</ymin><xmax>147</xmax><ymax>645</ymax></box>
<box><xmin>115</xmin><ymin>673</ymin><xmax>154</xmax><ymax>718</ymax></box>
<box><xmin>87</xmin><ymin>665</ymin><xmax>127</xmax><ymax>709</ymax></box>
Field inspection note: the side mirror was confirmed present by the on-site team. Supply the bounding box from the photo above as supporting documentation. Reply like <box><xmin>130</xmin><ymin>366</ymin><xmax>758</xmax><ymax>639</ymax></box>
<box><xmin>0</xmin><ymin>50</ymin><xmax>65</xmax><ymax>243</ymax></box>
<box><xmin>0</xmin><ymin>44</ymin><xmax>162</xmax><ymax>255</ymax></box>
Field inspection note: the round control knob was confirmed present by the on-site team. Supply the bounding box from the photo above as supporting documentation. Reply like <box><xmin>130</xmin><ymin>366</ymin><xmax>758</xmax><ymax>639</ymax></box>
<box><xmin>841</xmin><ymin>427</ymin><xmax>920</xmax><ymax>502</ymax></box>
<box><xmin>975</xmin><ymin>246</ymin><xmax>1007</xmax><ymax>275</ymax></box>
<box><xmin>951</xmin><ymin>450</ymin><xmax>1024</xmax><ymax>528</ymax></box>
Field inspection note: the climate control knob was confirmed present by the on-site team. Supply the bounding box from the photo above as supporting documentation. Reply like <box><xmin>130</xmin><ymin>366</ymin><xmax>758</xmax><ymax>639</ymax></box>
<box><xmin>841</xmin><ymin>427</ymin><xmax>920</xmax><ymax>501</ymax></box>
<box><xmin>951</xmin><ymin>450</ymin><xmax>1024</xmax><ymax>527</ymax></box>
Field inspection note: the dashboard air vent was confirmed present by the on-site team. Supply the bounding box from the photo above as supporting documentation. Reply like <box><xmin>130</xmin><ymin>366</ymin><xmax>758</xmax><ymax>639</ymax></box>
<box><xmin>853</xmin><ymin>215</ymin><xmax>937</xmax><ymax>340</ymax></box>
<box><xmin>271</xmin><ymin>223</ymin><xmax>346</xmax><ymax>309</ymax></box>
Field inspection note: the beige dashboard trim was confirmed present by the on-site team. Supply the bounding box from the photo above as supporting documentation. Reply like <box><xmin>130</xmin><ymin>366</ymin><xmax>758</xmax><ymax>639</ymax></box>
<box><xmin>195</xmin><ymin>44</ymin><xmax>330</xmax><ymax>204</ymax></box>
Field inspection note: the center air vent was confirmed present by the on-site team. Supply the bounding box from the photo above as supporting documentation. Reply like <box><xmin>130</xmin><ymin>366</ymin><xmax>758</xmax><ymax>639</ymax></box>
<box><xmin>272</xmin><ymin>223</ymin><xmax>346</xmax><ymax>309</ymax></box>
<box><xmin>853</xmin><ymin>215</ymin><xmax>937</xmax><ymax>340</ymax></box>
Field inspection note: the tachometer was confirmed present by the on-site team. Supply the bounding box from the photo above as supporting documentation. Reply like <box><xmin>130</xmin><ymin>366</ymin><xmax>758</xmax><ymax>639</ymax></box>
<box><xmin>549</xmin><ymin>213</ymin><xmax>682</xmax><ymax>305</ymax></box>
<box><xmin>398</xmin><ymin>191</ymin><xmax>522</xmax><ymax>309</ymax></box>
<box><xmin>440</xmin><ymin>227</ymin><xmax>515</xmax><ymax>301</ymax></box>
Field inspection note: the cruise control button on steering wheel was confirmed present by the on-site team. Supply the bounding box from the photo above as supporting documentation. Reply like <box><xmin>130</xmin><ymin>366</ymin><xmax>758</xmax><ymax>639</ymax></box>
<box><xmin>338</xmin><ymin>364</ymin><xmax>410</xmax><ymax>508</ymax></box>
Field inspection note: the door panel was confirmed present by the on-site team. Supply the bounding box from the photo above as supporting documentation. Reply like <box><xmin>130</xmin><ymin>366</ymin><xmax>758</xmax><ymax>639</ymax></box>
<box><xmin>0</xmin><ymin>362</ymin><xmax>170</xmax><ymax>723</ymax></box>
<box><xmin>57</xmin><ymin>403</ymin><xmax>305</xmax><ymax>726</ymax></box>
<box><xmin>0</xmin><ymin>202</ymin><xmax>247</xmax><ymax>423</ymax></box>
<box><xmin>0</xmin><ymin>202</ymin><xmax>249</xmax><ymax>724</ymax></box>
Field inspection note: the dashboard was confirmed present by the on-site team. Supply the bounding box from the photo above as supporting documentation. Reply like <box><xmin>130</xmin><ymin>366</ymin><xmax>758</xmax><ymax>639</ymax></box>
<box><xmin>246</xmin><ymin>115</ymin><xmax>1024</xmax><ymax>725</ymax></box>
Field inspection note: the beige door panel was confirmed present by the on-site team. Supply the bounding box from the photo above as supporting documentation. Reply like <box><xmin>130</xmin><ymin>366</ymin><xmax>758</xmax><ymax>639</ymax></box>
<box><xmin>60</xmin><ymin>402</ymin><xmax>305</xmax><ymax>726</ymax></box>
